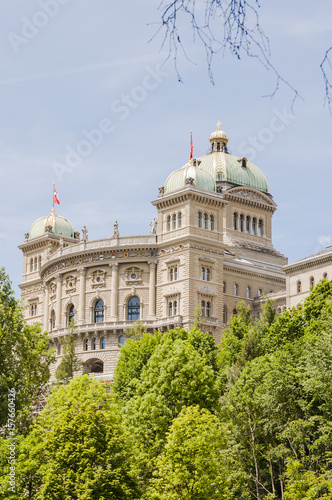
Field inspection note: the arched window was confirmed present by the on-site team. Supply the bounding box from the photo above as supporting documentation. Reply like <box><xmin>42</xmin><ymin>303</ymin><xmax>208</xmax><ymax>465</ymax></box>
<box><xmin>177</xmin><ymin>212</ymin><xmax>182</xmax><ymax>228</ymax></box>
<box><xmin>201</xmin><ymin>267</ymin><xmax>205</xmax><ymax>280</ymax></box>
<box><xmin>258</xmin><ymin>289</ymin><xmax>262</xmax><ymax>297</ymax></box>
<box><xmin>38</xmin><ymin>256</ymin><xmax>42</xmax><ymax>269</ymax></box>
<box><xmin>172</xmin><ymin>214</ymin><xmax>176</xmax><ymax>229</ymax></box>
<box><xmin>94</xmin><ymin>300</ymin><xmax>104</xmax><ymax>323</ymax></box>
<box><xmin>84</xmin><ymin>339</ymin><xmax>89</xmax><ymax>351</ymax></box>
<box><xmin>201</xmin><ymin>300</ymin><xmax>205</xmax><ymax>315</ymax></box>
<box><xmin>239</xmin><ymin>214</ymin><xmax>244</xmax><ymax>232</ymax></box>
<box><xmin>203</xmin><ymin>213</ymin><xmax>208</xmax><ymax>229</ymax></box>
<box><xmin>206</xmin><ymin>301</ymin><xmax>210</xmax><ymax>317</ymax></box>
<box><xmin>34</xmin><ymin>257</ymin><xmax>37</xmax><ymax>271</ymax></box>
<box><xmin>297</xmin><ymin>280</ymin><xmax>301</xmax><ymax>293</ymax></box>
<box><xmin>258</xmin><ymin>219</ymin><xmax>263</xmax><ymax>237</ymax></box>
<box><xmin>119</xmin><ymin>335</ymin><xmax>125</xmax><ymax>347</ymax></box>
<box><xmin>169</xmin><ymin>302</ymin><xmax>173</xmax><ymax>317</ymax></box>
<box><xmin>92</xmin><ymin>338</ymin><xmax>97</xmax><ymax>350</ymax></box>
<box><xmin>174</xmin><ymin>267</ymin><xmax>178</xmax><ymax>280</ymax></box>
<box><xmin>223</xmin><ymin>281</ymin><xmax>226</xmax><ymax>293</ymax></box>
<box><xmin>252</xmin><ymin>217</ymin><xmax>257</xmax><ymax>235</ymax></box>
<box><xmin>246</xmin><ymin>216</ymin><xmax>250</xmax><ymax>233</ymax></box>
<box><xmin>50</xmin><ymin>311</ymin><xmax>55</xmax><ymax>331</ymax></box>
<box><xmin>173</xmin><ymin>300</ymin><xmax>178</xmax><ymax>315</ymax></box>
<box><xmin>246</xmin><ymin>286</ymin><xmax>251</xmax><ymax>299</ymax></box>
<box><xmin>223</xmin><ymin>305</ymin><xmax>227</xmax><ymax>324</ymax></box>
<box><xmin>68</xmin><ymin>304</ymin><xmax>75</xmax><ymax>325</ymax></box>
<box><xmin>101</xmin><ymin>337</ymin><xmax>106</xmax><ymax>350</ymax></box>
<box><xmin>210</xmin><ymin>215</ymin><xmax>214</xmax><ymax>231</ymax></box>
<box><xmin>128</xmin><ymin>296</ymin><xmax>140</xmax><ymax>321</ymax></box>
<box><xmin>31</xmin><ymin>304</ymin><xmax>34</xmax><ymax>316</ymax></box>
<box><xmin>30</xmin><ymin>258</ymin><xmax>33</xmax><ymax>272</ymax></box>
<box><xmin>310</xmin><ymin>276</ymin><xmax>315</xmax><ymax>288</ymax></box>
<box><xmin>167</xmin><ymin>215</ymin><xmax>171</xmax><ymax>231</ymax></box>
<box><xmin>323</xmin><ymin>272</ymin><xmax>328</xmax><ymax>279</ymax></box>
<box><xmin>233</xmin><ymin>213</ymin><xmax>238</xmax><ymax>230</ymax></box>
<box><xmin>206</xmin><ymin>268</ymin><xmax>210</xmax><ymax>281</ymax></box>
<box><xmin>170</xmin><ymin>268</ymin><xmax>174</xmax><ymax>281</ymax></box>
<box><xmin>234</xmin><ymin>283</ymin><xmax>238</xmax><ymax>296</ymax></box>
<box><xmin>198</xmin><ymin>212</ymin><xmax>202</xmax><ymax>228</ymax></box>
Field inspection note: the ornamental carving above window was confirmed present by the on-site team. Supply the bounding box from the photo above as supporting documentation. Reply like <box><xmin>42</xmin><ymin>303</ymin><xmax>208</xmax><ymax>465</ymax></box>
<box><xmin>90</xmin><ymin>270</ymin><xmax>106</xmax><ymax>288</ymax></box>
<box><xmin>65</xmin><ymin>275</ymin><xmax>77</xmax><ymax>294</ymax></box>
<box><xmin>125</xmin><ymin>267</ymin><xmax>143</xmax><ymax>285</ymax></box>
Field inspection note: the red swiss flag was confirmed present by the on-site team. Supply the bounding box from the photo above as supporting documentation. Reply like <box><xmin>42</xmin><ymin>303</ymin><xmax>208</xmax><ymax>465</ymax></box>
<box><xmin>54</xmin><ymin>187</ymin><xmax>60</xmax><ymax>205</ymax></box>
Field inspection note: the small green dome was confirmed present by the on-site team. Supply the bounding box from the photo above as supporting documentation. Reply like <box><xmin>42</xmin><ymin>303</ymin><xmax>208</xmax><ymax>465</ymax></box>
<box><xmin>29</xmin><ymin>209</ymin><xmax>75</xmax><ymax>239</ymax></box>
<box><xmin>210</xmin><ymin>129</ymin><xmax>228</xmax><ymax>140</ymax></box>
<box><xmin>164</xmin><ymin>162</ymin><xmax>216</xmax><ymax>194</ymax></box>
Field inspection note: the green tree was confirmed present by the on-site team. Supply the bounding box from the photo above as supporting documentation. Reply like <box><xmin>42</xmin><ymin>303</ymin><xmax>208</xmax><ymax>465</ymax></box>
<box><xmin>112</xmin><ymin>330</ymin><xmax>163</xmax><ymax>404</ymax></box>
<box><xmin>120</xmin><ymin>336</ymin><xmax>220</xmax><ymax>490</ymax></box>
<box><xmin>125</xmin><ymin>319</ymin><xmax>146</xmax><ymax>340</ymax></box>
<box><xmin>284</xmin><ymin>460</ymin><xmax>332</xmax><ymax>499</ymax></box>
<box><xmin>55</xmin><ymin>320</ymin><xmax>82</xmax><ymax>381</ymax></box>
<box><xmin>148</xmin><ymin>405</ymin><xmax>228</xmax><ymax>499</ymax></box>
<box><xmin>1</xmin><ymin>376</ymin><xmax>139</xmax><ymax>499</ymax></box>
<box><xmin>0</xmin><ymin>267</ymin><xmax>54</xmax><ymax>433</ymax></box>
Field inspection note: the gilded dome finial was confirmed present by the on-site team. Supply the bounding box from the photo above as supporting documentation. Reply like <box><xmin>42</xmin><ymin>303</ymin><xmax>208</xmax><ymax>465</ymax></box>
<box><xmin>216</xmin><ymin>120</ymin><xmax>221</xmax><ymax>130</ymax></box>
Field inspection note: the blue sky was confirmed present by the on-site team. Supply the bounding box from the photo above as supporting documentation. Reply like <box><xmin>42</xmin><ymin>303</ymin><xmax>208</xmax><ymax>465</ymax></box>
<box><xmin>0</xmin><ymin>0</ymin><xmax>331</xmax><ymax>294</ymax></box>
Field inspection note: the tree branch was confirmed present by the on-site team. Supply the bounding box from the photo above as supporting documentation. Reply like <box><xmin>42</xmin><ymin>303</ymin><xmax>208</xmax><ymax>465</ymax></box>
<box><xmin>152</xmin><ymin>0</ymin><xmax>301</xmax><ymax>108</ymax></box>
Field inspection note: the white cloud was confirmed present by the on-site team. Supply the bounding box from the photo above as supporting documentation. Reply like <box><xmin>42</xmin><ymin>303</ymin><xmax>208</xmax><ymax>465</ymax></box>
<box><xmin>317</xmin><ymin>235</ymin><xmax>331</xmax><ymax>247</ymax></box>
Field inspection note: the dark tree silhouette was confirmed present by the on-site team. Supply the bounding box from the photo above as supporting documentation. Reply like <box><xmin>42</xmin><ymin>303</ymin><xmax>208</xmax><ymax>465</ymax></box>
<box><xmin>153</xmin><ymin>0</ymin><xmax>331</xmax><ymax>111</ymax></box>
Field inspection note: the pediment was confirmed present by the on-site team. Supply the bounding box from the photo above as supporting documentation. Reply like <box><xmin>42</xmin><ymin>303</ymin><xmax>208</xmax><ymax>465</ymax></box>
<box><xmin>226</xmin><ymin>187</ymin><xmax>276</xmax><ymax>208</ymax></box>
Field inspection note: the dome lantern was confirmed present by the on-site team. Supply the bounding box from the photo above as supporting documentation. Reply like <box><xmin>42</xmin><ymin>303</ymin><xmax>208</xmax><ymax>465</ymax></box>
<box><xmin>209</xmin><ymin>120</ymin><xmax>229</xmax><ymax>154</ymax></box>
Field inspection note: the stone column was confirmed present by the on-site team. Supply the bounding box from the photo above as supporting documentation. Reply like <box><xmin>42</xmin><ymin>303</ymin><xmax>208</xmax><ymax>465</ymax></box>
<box><xmin>147</xmin><ymin>261</ymin><xmax>156</xmax><ymax>320</ymax></box>
<box><xmin>56</xmin><ymin>275</ymin><xmax>63</xmax><ymax>330</ymax></box>
<box><xmin>43</xmin><ymin>282</ymin><xmax>49</xmax><ymax>332</ymax></box>
<box><xmin>110</xmin><ymin>262</ymin><xmax>119</xmax><ymax>321</ymax></box>
<box><xmin>78</xmin><ymin>267</ymin><xmax>86</xmax><ymax>324</ymax></box>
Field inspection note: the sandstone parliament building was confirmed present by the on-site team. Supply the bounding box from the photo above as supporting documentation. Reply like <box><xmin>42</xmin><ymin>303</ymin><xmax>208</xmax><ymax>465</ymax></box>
<box><xmin>19</xmin><ymin>124</ymin><xmax>331</xmax><ymax>378</ymax></box>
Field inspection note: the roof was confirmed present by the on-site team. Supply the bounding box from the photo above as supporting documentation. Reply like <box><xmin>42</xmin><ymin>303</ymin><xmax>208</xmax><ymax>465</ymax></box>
<box><xmin>29</xmin><ymin>209</ymin><xmax>75</xmax><ymax>239</ymax></box>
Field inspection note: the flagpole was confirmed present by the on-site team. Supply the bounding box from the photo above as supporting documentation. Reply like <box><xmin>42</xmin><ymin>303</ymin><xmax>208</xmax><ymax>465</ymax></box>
<box><xmin>52</xmin><ymin>183</ymin><xmax>55</xmax><ymax>211</ymax></box>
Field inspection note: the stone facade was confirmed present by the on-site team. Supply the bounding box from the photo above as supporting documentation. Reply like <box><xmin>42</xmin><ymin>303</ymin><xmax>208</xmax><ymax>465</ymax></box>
<box><xmin>284</xmin><ymin>247</ymin><xmax>332</xmax><ymax>309</ymax></box>
<box><xmin>19</xmin><ymin>125</ymin><xmax>290</xmax><ymax>380</ymax></box>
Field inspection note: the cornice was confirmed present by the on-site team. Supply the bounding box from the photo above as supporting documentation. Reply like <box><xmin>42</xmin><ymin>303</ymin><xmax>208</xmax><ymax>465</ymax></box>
<box><xmin>152</xmin><ymin>189</ymin><xmax>226</xmax><ymax>210</ymax></box>
<box><xmin>284</xmin><ymin>253</ymin><xmax>332</xmax><ymax>274</ymax></box>
<box><xmin>223</xmin><ymin>263</ymin><xmax>286</xmax><ymax>283</ymax></box>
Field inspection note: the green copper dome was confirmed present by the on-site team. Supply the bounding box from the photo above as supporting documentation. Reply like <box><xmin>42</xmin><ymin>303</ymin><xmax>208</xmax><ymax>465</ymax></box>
<box><xmin>29</xmin><ymin>209</ymin><xmax>75</xmax><ymax>239</ymax></box>
<box><xmin>198</xmin><ymin>152</ymin><xmax>269</xmax><ymax>193</ymax></box>
<box><xmin>163</xmin><ymin>125</ymin><xmax>269</xmax><ymax>196</ymax></box>
<box><xmin>164</xmin><ymin>162</ymin><xmax>216</xmax><ymax>194</ymax></box>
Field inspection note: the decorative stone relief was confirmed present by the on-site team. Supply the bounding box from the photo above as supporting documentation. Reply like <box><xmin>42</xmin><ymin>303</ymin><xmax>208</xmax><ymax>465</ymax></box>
<box><xmin>197</xmin><ymin>286</ymin><xmax>215</xmax><ymax>295</ymax></box>
<box><xmin>185</xmin><ymin>177</ymin><xmax>195</xmax><ymax>185</ymax></box>
<box><xmin>164</xmin><ymin>286</ymin><xmax>180</xmax><ymax>296</ymax></box>
<box><xmin>229</xmin><ymin>189</ymin><xmax>272</xmax><ymax>206</ymax></box>
<box><xmin>90</xmin><ymin>269</ymin><xmax>107</xmax><ymax>288</ymax></box>
<box><xmin>125</xmin><ymin>267</ymin><xmax>143</xmax><ymax>285</ymax></box>
<box><xmin>65</xmin><ymin>275</ymin><xmax>77</xmax><ymax>294</ymax></box>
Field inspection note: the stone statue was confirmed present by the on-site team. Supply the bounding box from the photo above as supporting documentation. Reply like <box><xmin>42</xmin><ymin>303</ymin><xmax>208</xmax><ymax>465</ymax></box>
<box><xmin>82</xmin><ymin>226</ymin><xmax>88</xmax><ymax>242</ymax></box>
<box><xmin>150</xmin><ymin>217</ymin><xmax>157</xmax><ymax>234</ymax></box>
<box><xmin>59</xmin><ymin>237</ymin><xmax>64</xmax><ymax>249</ymax></box>
<box><xmin>113</xmin><ymin>221</ymin><xmax>119</xmax><ymax>238</ymax></box>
